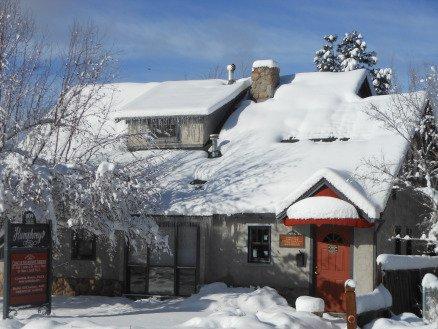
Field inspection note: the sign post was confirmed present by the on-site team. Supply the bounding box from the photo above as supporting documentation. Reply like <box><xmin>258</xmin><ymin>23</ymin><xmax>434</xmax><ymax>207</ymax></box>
<box><xmin>3</xmin><ymin>217</ymin><xmax>52</xmax><ymax>319</ymax></box>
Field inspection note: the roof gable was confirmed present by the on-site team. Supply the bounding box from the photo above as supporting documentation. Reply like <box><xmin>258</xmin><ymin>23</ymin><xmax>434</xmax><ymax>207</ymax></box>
<box><xmin>276</xmin><ymin>168</ymin><xmax>381</xmax><ymax>220</ymax></box>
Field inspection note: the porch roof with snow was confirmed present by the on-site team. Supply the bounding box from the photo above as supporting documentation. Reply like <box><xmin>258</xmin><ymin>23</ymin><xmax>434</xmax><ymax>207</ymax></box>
<box><xmin>81</xmin><ymin>69</ymin><xmax>427</xmax><ymax>217</ymax></box>
<box><xmin>114</xmin><ymin>78</ymin><xmax>251</xmax><ymax>119</ymax></box>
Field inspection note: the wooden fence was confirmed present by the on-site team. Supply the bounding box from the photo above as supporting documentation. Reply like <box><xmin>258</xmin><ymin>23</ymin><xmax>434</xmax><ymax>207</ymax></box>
<box><xmin>380</xmin><ymin>267</ymin><xmax>438</xmax><ymax>316</ymax></box>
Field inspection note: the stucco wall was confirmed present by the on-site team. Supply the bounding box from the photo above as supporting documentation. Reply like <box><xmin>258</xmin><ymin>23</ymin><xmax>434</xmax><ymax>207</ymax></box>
<box><xmin>353</xmin><ymin>227</ymin><xmax>375</xmax><ymax>294</ymax></box>
<box><xmin>53</xmin><ymin>228</ymin><xmax>125</xmax><ymax>281</ymax></box>
<box><xmin>206</xmin><ymin>214</ymin><xmax>312</xmax><ymax>304</ymax></box>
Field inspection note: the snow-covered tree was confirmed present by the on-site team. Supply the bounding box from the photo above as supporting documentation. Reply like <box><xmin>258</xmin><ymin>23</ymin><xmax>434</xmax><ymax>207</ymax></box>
<box><xmin>0</xmin><ymin>0</ymin><xmax>167</xmax><ymax>251</ymax></box>
<box><xmin>337</xmin><ymin>31</ymin><xmax>377</xmax><ymax>72</ymax></box>
<box><xmin>364</xmin><ymin>66</ymin><xmax>438</xmax><ymax>245</ymax></box>
<box><xmin>372</xmin><ymin>68</ymin><xmax>392</xmax><ymax>95</ymax></box>
<box><xmin>314</xmin><ymin>34</ymin><xmax>340</xmax><ymax>72</ymax></box>
<box><xmin>314</xmin><ymin>30</ymin><xmax>392</xmax><ymax>94</ymax></box>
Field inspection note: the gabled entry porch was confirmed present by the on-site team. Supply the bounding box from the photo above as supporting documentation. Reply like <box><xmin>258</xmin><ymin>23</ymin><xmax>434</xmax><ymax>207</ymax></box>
<box><xmin>280</xmin><ymin>177</ymin><xmax>377</xmax><ymax>313</ymax></box>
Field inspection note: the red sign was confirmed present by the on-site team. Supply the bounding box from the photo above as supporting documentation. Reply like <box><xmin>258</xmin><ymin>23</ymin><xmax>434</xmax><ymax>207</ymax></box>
<box><xmin>9</xmin><ymin>252</ymin><xmax>48</xmax><ymax>306</ymax></box>
<box><xmin>279</xmin><ymin>234</ymin><xmax>305</xmax><ymax>248</ymax></box>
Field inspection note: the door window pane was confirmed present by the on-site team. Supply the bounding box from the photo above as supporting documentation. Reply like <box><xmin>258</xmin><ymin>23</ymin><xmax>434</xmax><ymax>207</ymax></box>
<box><xmin>149</xmin><ymin>267</ymin><xmax>174</xmax><ymax>295</ymax></box>
<box><xmin>177</xmin><ymin>268</ymin><xmax>196</xmax><ymax>296</ymax></box>
<box><xmin>129</xmin><ymin>266</ymin><xmax>147</xmax><ymax>294</ymax></box>
<box><xmin>178</xmin><ymin>226</ymin><xmax>197</xmax><ymax>267</ymax></box>
<box><xmin>150</xmin><ymin>226</ymin><xmax>175</xmax><ymax>266</ymax></box>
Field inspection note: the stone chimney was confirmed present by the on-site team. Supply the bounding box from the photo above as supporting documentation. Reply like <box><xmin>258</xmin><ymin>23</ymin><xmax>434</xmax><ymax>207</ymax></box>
<box><xmin>250</xmin><ymin>59</ymin><xmax>280</xmax><ymax>102</ymax></box>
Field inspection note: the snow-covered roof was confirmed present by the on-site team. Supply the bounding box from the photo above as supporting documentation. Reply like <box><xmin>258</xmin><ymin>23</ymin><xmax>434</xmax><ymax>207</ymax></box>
<box><xmin>85</xmin><ymin>69</ymin><xmax>426</xmax><ymax>217</ymax></box>
<box><xmin>286</xmin><ymin>196</ymin><xmax>359</xmax><ymax>220</ymax></box>
<box><xmin>114</xmin><ymin>78</ymin><xmax>250</xmax><ymax>119</ymax></box>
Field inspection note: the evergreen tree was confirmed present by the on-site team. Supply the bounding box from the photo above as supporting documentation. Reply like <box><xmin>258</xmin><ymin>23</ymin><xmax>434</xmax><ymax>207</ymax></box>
<box><xmin>337</xmin><ymin>30</ymin><xmax>377</xmax><ymax>71</ymax></box>
<box><xmin>372</xmin><ymin>68</ymin><xmax>392</xmax><ymax>95</ymax></box>
<box><xmin>314</xmin><ymin>30</ymin><xmax>392</xmax><ymax>95</ymax></box>
<box><xmin>314</xmin><ymin>34</ymin><xmax>339</xmax><ymax>72</ymax></box>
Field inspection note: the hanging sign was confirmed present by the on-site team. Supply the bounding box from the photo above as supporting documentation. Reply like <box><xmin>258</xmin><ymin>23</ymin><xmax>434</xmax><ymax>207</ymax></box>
<box><xmin>3</xmin><ymin>218</ymin><xmax>52</xmax><ymax>319</ymax></box>
<box><xmin>279</xmin><ymin>234</ymin><xmax>305</xmax><ymax>248</ymax></box>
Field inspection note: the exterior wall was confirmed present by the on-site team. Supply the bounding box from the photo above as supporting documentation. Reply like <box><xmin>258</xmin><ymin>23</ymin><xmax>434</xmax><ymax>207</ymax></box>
<box><xmin>52</xmin><ymin>228</ymin><xmax>125</xmax><ymax>296</ymax></box>
<box><xmin>353</xmin><ymin>227</ymin><xmax>375</xmax><ymax>294</ymax></box>
<box><xmin>51</xmin><ymin>216</ymin><xmax>210</xmax><ymax>296</ymax></box>
<box><xmin>377</xmin><ymin>189</ymin><xmax>431</xmax><ymax>256</ymax></box>
<box><xmin>126</xmin><ymin>116</ymin><xmax>205</xmax><ymax>150</ymax></box>
<box><xmin>125</xmin><ymin>89</ymin><xmax>248</xmax><ymax>150</ymax></box>
<box><xmin>206</xmin><ymin>214</ymin><xmax>312</xmax><ymax>304</ymax></box>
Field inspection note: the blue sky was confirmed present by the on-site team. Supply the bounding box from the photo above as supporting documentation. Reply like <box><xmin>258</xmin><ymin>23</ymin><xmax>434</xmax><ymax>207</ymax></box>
<box><xmin>24</xmin><ymin>0</ymin><xmax>438</xmax><ymax>83</ymax></box>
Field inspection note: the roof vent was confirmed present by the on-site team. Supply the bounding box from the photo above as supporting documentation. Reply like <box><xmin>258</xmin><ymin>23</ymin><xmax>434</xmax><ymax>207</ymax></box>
<box><xmin>227</xmin><ymin>64</ymin><xmax>236</xmax><ymax>85</ymax></box>
<box><xmin>209</xmin><ymin>134</ymin><xmax>222</xmax><ymax>158</ymax></box>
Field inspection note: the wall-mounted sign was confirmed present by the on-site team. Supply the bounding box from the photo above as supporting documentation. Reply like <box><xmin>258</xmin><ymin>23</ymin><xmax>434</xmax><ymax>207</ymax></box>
<box><xmin>3</xmin><ymin>220</ymin><xmax>52</xmax><ymax>319</ymax></box>
<box><xmin>279</xmin><ymin>234</ymin><xmax>305</xmax><ymax>248</ymax></box>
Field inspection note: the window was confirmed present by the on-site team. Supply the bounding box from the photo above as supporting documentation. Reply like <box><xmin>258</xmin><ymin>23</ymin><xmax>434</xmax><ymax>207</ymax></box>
<box><xmin>71</xmin><ymin>230</ymin><xmax>96</xmax><ymax>260</ymax></box>
<box><xmin>150</xmin><ymin>119</ymin><xmax>178</xmax><ymax>139</ymax></box>
<box><xmin>248</xmin><ymin>226</ymin><xmax>271</xmax><ymax>263</ymax></box>
<box><xmin>323</xmin><ymin>233</ymin><xmax>343</xmax><ymax>244</ymax></box>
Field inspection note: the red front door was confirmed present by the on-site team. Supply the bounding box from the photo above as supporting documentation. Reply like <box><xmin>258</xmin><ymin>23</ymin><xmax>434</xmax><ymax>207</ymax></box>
<box><xmin>315</xmin><ymin>225</ymin><xmax>352</xmax><ymax>313</ymax></box>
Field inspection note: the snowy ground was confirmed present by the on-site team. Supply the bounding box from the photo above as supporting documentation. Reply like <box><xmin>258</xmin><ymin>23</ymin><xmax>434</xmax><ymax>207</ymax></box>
<box><xmin>0</xmin><ymin>283</ymin><xmax>433</xmax><ymax>329</ymax></box>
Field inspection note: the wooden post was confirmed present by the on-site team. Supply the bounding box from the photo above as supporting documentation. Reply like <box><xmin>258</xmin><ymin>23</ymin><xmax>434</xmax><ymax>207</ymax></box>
<box><xmin>345</xmin><ymin>280</ymin><xmax>357</xmax><ymax>329</ymax></box>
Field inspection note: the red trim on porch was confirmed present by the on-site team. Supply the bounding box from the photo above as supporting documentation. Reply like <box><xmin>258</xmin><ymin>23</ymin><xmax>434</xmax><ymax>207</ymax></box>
<box><xmin>283</xmin><ymin>217</ymin><xmax>374</xmax><ymax>228</ymax></box>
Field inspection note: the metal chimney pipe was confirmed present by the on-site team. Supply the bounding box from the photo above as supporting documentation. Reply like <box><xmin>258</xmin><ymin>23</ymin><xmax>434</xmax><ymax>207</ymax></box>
<box><xmin>209</xmin><ymin>134</ymin><xmax>221</xmax><ymax>158</ymax></box>
<box><xmin>227</xmin><ymin>64</ymin><xmax>236</xmax><ymax>85</ymax></box>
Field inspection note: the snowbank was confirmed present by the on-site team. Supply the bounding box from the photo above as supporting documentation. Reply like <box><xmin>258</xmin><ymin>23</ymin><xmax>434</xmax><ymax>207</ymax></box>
<box><xmin>286</xmin><ymin>196</ymin><xmax>359</xmax><ymax>219</ymax></box>
<box><xmin>422</xmin><ymin>273</ymin><xmax>438</xmax><ymax>289</ymax></box>
<box><xmin>356</xmin><ymin>284</ymin><xmax>392</xmax><ymax>314</ymax></box>
<box><xmin>182</xmin><ymin>284</ymin><xmax>344</xmax><ymax>329</ymax></box>
<box><xmin>377</xmin><ymin>254</ymin><xmax>438</xmax><ymax>270</ymax></box>
<box><xmin>115</xmin><ymin>78</ymin><xmax>251</xmax><ymax>118</ymax></box>
<box><xmin>252</xmin><ymin>59</ymin><xmax>278</xmax><ymax>69</ymax></box>
<box><xmin>364</xmin><ymin>312</ymin><xmax>435</xmax><ymax>329</ymax></box>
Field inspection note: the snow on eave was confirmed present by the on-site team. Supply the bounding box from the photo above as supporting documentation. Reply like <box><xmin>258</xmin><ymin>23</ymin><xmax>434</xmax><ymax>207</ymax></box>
<box><xmin>114</xmin><ymin>78</ymin><xmax>251</xmax><ymax>120</ymax></box>
<box><xmin>276</xmin><ymin>167</ymin><xmax>381</xmax><ymax>220</ymax></box>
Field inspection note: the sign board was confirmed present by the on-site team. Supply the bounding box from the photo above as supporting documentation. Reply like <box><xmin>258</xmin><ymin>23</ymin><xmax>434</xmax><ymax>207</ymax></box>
<box><xmin>3</xmin><ymin>218</ymin><xmax>52</xmax><ymax>319</ymax></box>
<box><xmin>279</xmin><ymin>234</ymin><xmax>305</xmax><ymax>248</ymax></box>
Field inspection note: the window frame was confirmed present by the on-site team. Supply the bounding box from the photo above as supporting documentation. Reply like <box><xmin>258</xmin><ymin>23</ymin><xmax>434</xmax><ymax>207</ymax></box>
<box><xmin>247</xmin><ymin>225</ymin><xmax>271</xmax><ymax>264</ymax></box>
<box><xmin>71</xmin><ymin>230</ymin><xmax>97</xmax><ymax>261</ymax></box>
